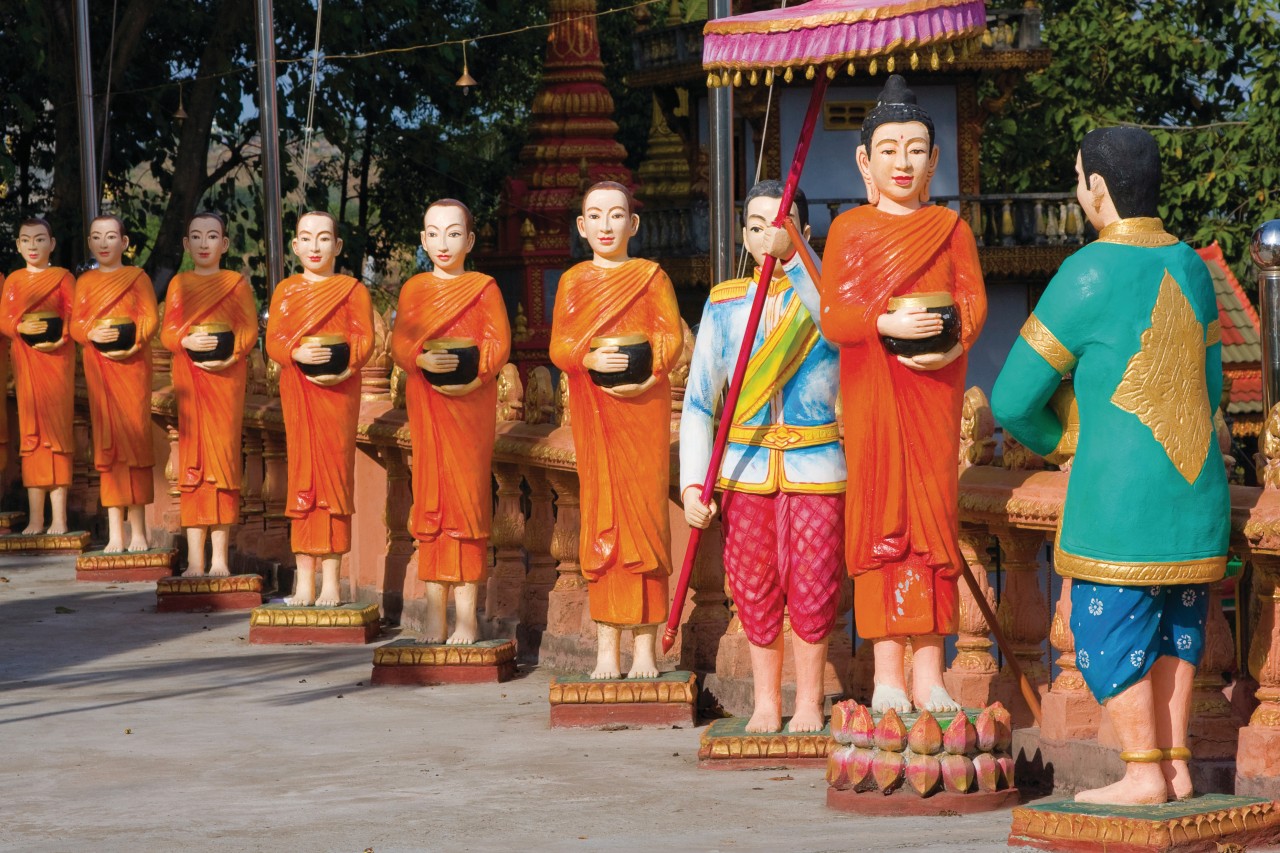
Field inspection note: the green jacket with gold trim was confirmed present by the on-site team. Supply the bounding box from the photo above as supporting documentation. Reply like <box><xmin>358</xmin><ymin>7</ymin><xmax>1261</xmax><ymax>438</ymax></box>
<box><xmin>990</xmin><ymin>218</ymin><xmax>1229</xmax><ymax>586</ymax></box>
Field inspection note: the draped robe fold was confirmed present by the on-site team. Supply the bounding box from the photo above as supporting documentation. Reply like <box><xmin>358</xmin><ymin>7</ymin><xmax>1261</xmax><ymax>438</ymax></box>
<box><xmin>71</xmin><ymin>267</ymin><xmax>158</xmax><ymax>507</ymax></box>
<box><xmin>392</xmin><ymin>272</ymin><xmax>510</xmax><ymax>583</ymax></box>
<box><xmin>819</xmin><ymin>205</ymin><xmax>987</xmax><ymax>639</ymax></box>
<box><xmin>265</xmin><ymin>274</ymin><xmax>374</xmax><ymax>556</ymax></box>
<box><xmin>549</xmin><ymin>259</ymin><xmax>681</xmax><ymax>626</ymax></box>
<box><xmin>160</xmin><ymin>270</ymin><xmax>258</xmax><ymax>527</ymax></box>
<box><xmin>0</xmin><ymin>267</ymin><xmax>75</xmax><ymax>485</ymax></box>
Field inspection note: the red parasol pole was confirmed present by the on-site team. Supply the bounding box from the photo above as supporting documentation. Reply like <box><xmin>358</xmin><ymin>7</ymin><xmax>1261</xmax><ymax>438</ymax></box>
<box><xmin>663</xmin><ymin>72</ymin><xmax>831</xmax><ymax>655</ymax></box>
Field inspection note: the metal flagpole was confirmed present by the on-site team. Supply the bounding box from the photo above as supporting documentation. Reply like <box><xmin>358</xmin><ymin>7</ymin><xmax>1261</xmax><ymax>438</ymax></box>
<box><xmin>73</xmin><ymin>0</ymin><xmax>100</xmax><ymax>239</ymax></box>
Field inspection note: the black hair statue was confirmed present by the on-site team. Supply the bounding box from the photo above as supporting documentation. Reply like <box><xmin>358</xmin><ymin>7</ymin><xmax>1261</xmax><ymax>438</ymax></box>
<box><xmin>860</xmin><ymin>74</ymin><xmax>935</xmax><ymax>152</ymax></box>
<box><xmin>742</xmin><ymin>179</ymin><xmax>810</xmax><ymax>231</ymax></box>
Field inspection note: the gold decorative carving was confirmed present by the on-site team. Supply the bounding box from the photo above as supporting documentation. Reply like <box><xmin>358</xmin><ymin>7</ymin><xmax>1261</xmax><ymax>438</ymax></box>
<box><xmin>1111</xmin><ymin>271</ymin><xmax>1213</xmax><ymax>484</ymax></box>
<box><xmin>1053</xmin><ymin>545</ymin><xmax>1226</xmax><ymax>586</ymax></box>
<box><xmin>1256</xmin><ymin>402</ymin><xmax>1280</xmax><ymax>490</ymax></box>
<box><xmin>1018</xmin><ymin>313</ymin><xmax>1075</xmax><ymax>375</ymax></box>
<box><xmin>549</xmin><ymin>673</ymin><xmax>696</xmax><ymax>705</ymax></box>
<box><xmin>1096</xmin><ymin>217</ymin><xmax>1178</xmax><ymax>247</ymax></box>
<box><xmin>77</xmin><ymin>549</ymin><xmax>177</xmax><ymax>570</ymax></box>
<box><xmin>699</xmin><ymin>731</ymin><xmax>834</xmax><ymax>761</ymax></box>
<box><xmin>525</xmin><ymin>366</ymin><xmax>556</xmax><ymax>425</ymax></box>
<box><xmin>0</xmin><ymin>531</ymin><xmax>91</xmax><ymax>552</ymax></box>
<box><xmin>373</xmin><ymin>642</ymin><xmax>515</xmax><ymax>667</ymax></box>
<box><xmin>496</xmin><ymin>363</ymin><xmax>524</xmax><ymax>422</ymax></box>
<box><xmin>1206</xmin><ymin>319</ymin><xmax>1221</xmax><ymax>346</ymax></box>
<box><xmin>249</xmin><ymin>603</ymin><xmax>380</xmax><ymax>628</ymax></box>
<box><xmin>1009</xmin><ymin>800</ymin><xmax>1280</xmax><ymax>850</ymax></box>
<box><xmin>959</xmin><ymin>387</ymin><xmax>996</xmax><ymax>468</ymax></box>
<box><xmin>156</xmin><ymin>575</ymin><xmax>262</xmax><ymax>594</ymax></box>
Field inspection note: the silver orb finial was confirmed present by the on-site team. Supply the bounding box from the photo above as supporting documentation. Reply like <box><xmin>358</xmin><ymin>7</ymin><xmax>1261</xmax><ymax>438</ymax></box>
<box><xmin>1252</xmin><ymin>220</ymin><xmax>1280</xmax><ymax>271</ymax></box>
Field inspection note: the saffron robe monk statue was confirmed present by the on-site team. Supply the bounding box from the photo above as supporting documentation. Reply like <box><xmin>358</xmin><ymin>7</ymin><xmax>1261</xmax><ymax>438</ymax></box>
<box><xmin>769</xmin><ymin>75</ymin><xmax>987</xmax><ymax>715</ymax></box>
<box><xmin>161</xmin><ymin>211</ymin><xmax>258</xmax><ymax>577</ymax></box>
<box><xmin>682</xmin><ymin>181</ymin><xmax>845</xmax><ymax>733</ymax></box>
<box><xmin>71</xmin><ymin>215</ymin><xmax>159</xmax><ymax>553</ymax></box>
<box><xmin>993</xmin><ymin>127</ymin><xmax>1229</xmax><ymax>805</ymax></box>
<box><xmin>392</xmin><ymin>199</ymin><xmax>511</xmax><ymax>644</ymax></box>
<box><xmin>265</xmin><ymin>210</ymin><xmax>374</xmax><ymax>607</ymax></box>
<box><xmin>2</xmin><ymin>218</ymin><xmax>74</xmax><ymax>535</ymax></box>
<box><xmin>550</xmin><ymin>182</ymin><xmax>682</xmax><ymax>680</ymax></box>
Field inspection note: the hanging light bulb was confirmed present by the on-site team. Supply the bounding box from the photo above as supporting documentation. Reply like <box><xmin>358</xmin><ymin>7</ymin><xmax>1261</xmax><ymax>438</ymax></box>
<box><xmin>455</xmin><ymin>41</ymin><xmax>478</xmax><ymax>93</ymax></box>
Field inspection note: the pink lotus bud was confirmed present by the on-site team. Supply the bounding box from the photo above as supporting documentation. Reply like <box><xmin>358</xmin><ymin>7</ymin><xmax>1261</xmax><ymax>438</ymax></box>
<box><xmin>940</xmin><ymin>752</ymin><xmax>975</xmax><ymax>793</ymax></box>
<box><xmin>907</xmin><ymin>710</ymin><xmax>943</xmax><ymax>755</ymax></box>
<box><xmin>974</xmin><ymin>706</ymin><xmax>998</xmax><ymax>752</ymax></box>
<box><xmin>874</xmin><ymin>707</ymin><xmax>908</xmax><ymax>752</ymax></box>
<box><xmin>997</xmin><ymin>755</ymin><xmax>1016</xmax><ymax>788</ymax></box>
<box><xmin>849</xmin><ymin>747</ymin><xmax>876</xmax><ymax>791</ymax></box>
<box><xmin>826</xmin><ymin>745</ymin><xmax>855</xmax><ymax>789</ymax></box>
<box><xmin>972</xmin><ymin>752</ymin><xmax>1001</xmax><ymax>792</ymax></box>
<box><xmin>989</xmin><ymin>702</ymin><xmax>1013</xmax><ymax>752</ymax></box>
<box><xmin>904</xmin><ymin>751</ymin><xmax>942</xmax><ymax>797</ymax></box>
<box><xmin>943</xmin><ymin>710</ymin><xmax>976</xmax><ymax>755</ymax></box>
<box><xmin>872</xmin><ymin>749</ymin><xmax>906</xmax><ymax>793</ymax></box>
<box><xmin>831</xmin><ymin>700</ymin><xmax>875</xmax><ymax>748</ymax></box>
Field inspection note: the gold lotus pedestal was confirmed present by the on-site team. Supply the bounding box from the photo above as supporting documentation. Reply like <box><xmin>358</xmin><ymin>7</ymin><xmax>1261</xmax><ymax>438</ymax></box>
<box><xmin>76</xmin><ymin>548</ymin><xmax>177</xmax><ymax>582</ymax></box>
<box><xmin>156</xmin><ymin>575</ymin><xmax>263</xmax><ymax>612</ymax></box>
<box><xmin>370</xmin><ymin>639</ymin><xmax>516</xmax><ymax>686</ymax></box>
<box><xmin>548</xmin><ymin>671</ymin><xmax>697</xmax><ymax>729</ymax></box>
<box><xmin>1008</xmin><ymin>795</ymin><xmax>1280</xmax><ymax>852</ymax></box>
<box><xmin>0</xmin><ymin>530</ymin><xmax>91</xmax><ymax>555</ymax></box>
<box><xmin>248</xmin><ymin>602</ymin><xmax>381</xmax><ymax>645</ymax></box>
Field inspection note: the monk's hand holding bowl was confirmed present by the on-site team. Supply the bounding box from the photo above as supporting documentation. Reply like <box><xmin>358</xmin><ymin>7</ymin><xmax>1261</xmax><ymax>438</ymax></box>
<box><xmin>88</xmin><ymin>324</ymin><xmax>119</xmax><ymax>345</ymax></box>
<box><xmin>435</xmin><ymin>377</ymin><xmax>482</xmax><ymax>397</ymax></box>
<box><xmin>583</xmin><ymin>345</ymin><xmax>628</xmax><ymax>374</ymax></box>
<box><xmin>878</xmin><ymin>305</ymin><xmax>944</xmax><ymax>340</ymax></box>
<box><xmin>306</xmin><ymin>367</ymin><xmax>353</xmax><ymax>387</ymax></box>
<box><xmin>417</xmin><ymin>350</ymin><xmax>459</xmax><ymax>373</ymax></box>
<box><xmin>103</xmin><ymin>342</ymin><xmax>141</xmax><ymax>361</ymax></box>
<box><xmin>898</xmin><ymin>342</ymin><xmax>963</xmax><ymax>372</ymax></box>
<box><xmin>182</xmin><ymin>332</ymin><xmax>219</xmax><ymax>353</ymax></box>
<box><xmin>602</xmin><ymin>374</ymin><xmax>656</xmax><ymax>399</ymax></box>
<box><xmin>292</xmin><ymin>340</ymin><xmax>330</xmax><ymax>366</ymax></box>
<box><xmin>193</xmin><ymin>357</ymin><xmax>234</xmax><ymax>372</ymax></box>
<box><xmin>16</xmin><ymin>318</ymin><xmax>47</xmax><ymax>337</ymax></box>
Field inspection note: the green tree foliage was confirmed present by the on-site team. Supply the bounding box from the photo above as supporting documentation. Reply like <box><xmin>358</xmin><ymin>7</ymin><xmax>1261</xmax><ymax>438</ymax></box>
<box><xmin>981</xmin><ymin>0</ymin><xmax>1280</xmax><ymax>280</ymax></box>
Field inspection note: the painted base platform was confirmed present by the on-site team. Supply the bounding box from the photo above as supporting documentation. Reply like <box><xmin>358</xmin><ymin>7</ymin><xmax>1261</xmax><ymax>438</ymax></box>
<box><xmin>156</xmin><ymin>575</ymin><xmax>263</xmax><ymax>612</ymax></box>
<box><xmin>249</xmin><ymin>602</ymin><xmax>381</xmax><ymax>645</ymax></box>
<box><xmin>698</xmin><ymin>716</ymin><xmax>834</xmax><ymax>769</ymax></box>
<box><xmin>370</xmin><ymin>639</ymin><xmax>516</xmax><ymax>686</ymax></box>
<box><xmin>1008</xmin><ymin>794</ymin><xmax>1280</xmax><ymax>852</ymax></box>
<box><xmin>0</xmin><ymin>510</ymin><xmax>24</xmax><ymax>534</ymax></box>
<box><xmin>76</xmin><ymin>548</ymin><xmax>176</xmax><ymax>582</ymax></box>
<box><xmin>0</xmin><ymin>530</ymin><xmax>91</xmax><ymax>555</ymax></box>
<box><xmin>549</xmin><ymin>671</ymin><xmax>697</xmax><ymax>729</ymax></box>
<box><xmin>828</xmin><ymin>785</ymin><xmax>1020</xmax><ymax>815</ymax></box>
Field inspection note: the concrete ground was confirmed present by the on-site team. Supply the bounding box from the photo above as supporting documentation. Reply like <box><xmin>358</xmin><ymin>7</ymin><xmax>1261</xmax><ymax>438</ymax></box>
<box><xmin>1</xmin><ymin>557</ymin><xmax>1022</xmax><ymax>853</ymax></box>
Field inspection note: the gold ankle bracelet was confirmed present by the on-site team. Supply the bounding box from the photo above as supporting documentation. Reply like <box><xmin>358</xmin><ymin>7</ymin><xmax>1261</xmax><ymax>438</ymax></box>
<box><xmin>1118</xmin><ymin>748</ymin><xmax>1164</xmax><ymax>763</ymax></box>
<box><xmin>1161</xmin><ymin>746</ymin><xmax>1192</xmax><ymax>762</ymax></box>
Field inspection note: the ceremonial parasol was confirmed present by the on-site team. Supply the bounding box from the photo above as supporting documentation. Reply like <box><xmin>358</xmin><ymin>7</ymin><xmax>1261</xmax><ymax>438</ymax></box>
<box><xmin>664</xmin><ymin>0</ymin><xmax>1040</xmax><ymax>724</ymax></box>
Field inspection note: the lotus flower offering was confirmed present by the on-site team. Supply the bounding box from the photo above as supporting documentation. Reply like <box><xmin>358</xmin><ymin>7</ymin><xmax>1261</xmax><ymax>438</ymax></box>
<box><xmin>421</xmin><ymin>337</ymin><xmax>480</xmax><ymax>386</ymax></box>
<box><xmin>881</xmin><ymin>292</ymin><xmax>961</xmax><ymax>357</ymax></box>
<box><xmin>298</xmin><ymin>334</ymin><xmax>350</xmax><ymax>378</ymax></box>
<box><xmin>20</xmin><ymin>311</ymin><xmax>62</xmax><ymax>350</ymax></box>
<box><xmin>185</xmin><ymin>322</ymin><xmax>234</xmax><ymax>363</ymax></box>
<box><xmin>588</xmin><ymin>334</ymin><xmax>652</xmax><ymax>388</ymax></box>
<box><xmin>92</xmin><ymin>316</ymin><xmax>136</xmax><ymax>354</ymax></box>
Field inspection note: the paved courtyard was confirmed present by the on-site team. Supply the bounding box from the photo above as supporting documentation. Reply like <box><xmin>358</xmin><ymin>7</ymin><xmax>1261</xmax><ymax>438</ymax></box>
<box><xmin>2</xmin><ymin>556</ymin><xmax>1023</xmax><ymax>852</ymax></box>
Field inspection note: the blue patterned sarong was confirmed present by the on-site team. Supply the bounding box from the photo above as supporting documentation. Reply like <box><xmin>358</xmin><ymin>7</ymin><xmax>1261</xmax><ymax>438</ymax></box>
<box><xmin>1069</xmin><ymin>582</ymin><xmax>1209</xmax><ymax>703</ymax></box>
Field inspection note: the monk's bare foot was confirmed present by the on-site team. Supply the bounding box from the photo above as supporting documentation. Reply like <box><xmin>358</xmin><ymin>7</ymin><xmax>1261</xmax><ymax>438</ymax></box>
<box><xmin>918</xmin><ymin>684</ymin><xmax>961</xmax><ymax>714</ymax></box>
<box><xmin>745</xmin><ymin>701</ymin><xmax>783</xmax><ymax>733</ymax></box>
<box><xmin>1075</xmin><ymin>765</ymin><xmax>1167</xmax><ymax>805</ymax></box>
<box><xmin>127</xmin><ymin>536</ymin><xmax>149</xmax><ymax>553</ymax></box>
<box><xmin>104</xmin><ymin>538</ymin><xmax>125</xmax><ymax>554</ymax></box>
<box><xmin>591</xmin><ymin>645</ymin><xmax>621</xmax><ymax>680</ymax></box>
<box><xmin>181</xmin><ymin>565</ymin><xmax>205</xmax><ymax>578</ymax></box>
<box><xmin>446</xmin><ymin>627</ymin><xmax>478</xmax><ymax>645</ymax></box>
<box><xmin>871</xmin><ymin>683</ymin><xmax>913</xmax><ymax>715</ymax></box>
<box><xmin>626</xmin><ymin>645</ymin><xmax>659</xmax><ymax>679</ymax></box>
<box><xmin>314</xmin><ymin>584</ymin><xmax>341</xmax><ymax>608</ymax></box>
<box><xmin>283</xmin><ymin>592</ymin><xmax>315</xmax><ymax>606</ymax></box>
<box><xmin>1162</xmin><ymin>759</ymin><xmax>1194</xmax><ymax>800</ymax></box>
<box><xmin>787</xmin><ymin>703</ymin><xmax>825</xmax><ymax>733</ymax></box>
<box><xmin>21</xmin><ymin>522</ymin><xmax>42</xmax><ymax>536</ymax></box>
<box><xmin>47</xmin><ymin>521</ymin><xmax>68</xmax><ymax>536</ymax></box>
<box><xmin>208</xmin><ymin>564</ymin><xmax>231</xmax><ymax>578</ymax></box>
<box><xmin>422</xmin><ymin>632</ymin><xmax>445</xmax><ymax>644</ymax></box>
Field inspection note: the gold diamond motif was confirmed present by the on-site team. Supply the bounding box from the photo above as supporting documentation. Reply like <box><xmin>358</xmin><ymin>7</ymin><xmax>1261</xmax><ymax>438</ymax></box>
<box><xmin>1111</xmin><ymin>270</ymin><xmax>1212</xmax><ymax>484</ymax></box>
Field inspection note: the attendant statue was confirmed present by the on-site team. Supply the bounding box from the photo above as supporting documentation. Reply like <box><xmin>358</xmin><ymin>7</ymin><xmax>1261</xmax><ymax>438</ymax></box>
<box><xmin>681</xmin><ymin>181</ymin><xmax>845</xmax><ymax>733</ymax></box>
<box><xmin>770</xmin><ymin>75</ymin><xmax>987</xmax><ymax>714</ymax></box>
<box><xmin>265</xmin><ymin>211</ymin><xmax>375</xmax><ymax>606</ymax></box>
<box><xmin>71</xmin><ymin>215</ymin><xmax>159</xmax><ymax>553</ymax></box>
<box><xmin>993</xmin><ymin>127</ymin><xmax>1229</xmax><ymax>804</ymax></box>
<box><xmin>391</xmin><ymin>200</ymin><xmax>511</xmax><ymax>643</ymax></box>
<box><xmin>550</xmin><ymin>181</ymin><xmax>682</xmax><ymax>679</ymax></box>
<box><xmin>2</xmin><ymin>218</ymin><xmax>74</xmax><ymax>535</ymax></box>
<box><xmin>160</xmin><ymin>211</ymin><xmax>258</xmax><ymax>576</ymax></box>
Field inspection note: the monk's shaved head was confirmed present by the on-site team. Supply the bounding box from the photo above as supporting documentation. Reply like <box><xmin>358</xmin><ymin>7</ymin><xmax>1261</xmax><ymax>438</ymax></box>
<box><xmin>581</xmin><ymin>181</ymin><xmax>635</xmax><ymax>216</ymax></box>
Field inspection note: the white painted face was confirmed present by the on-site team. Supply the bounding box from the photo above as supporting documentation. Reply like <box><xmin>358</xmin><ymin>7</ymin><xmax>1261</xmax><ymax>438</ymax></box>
<box><xmin>291</xmin><ymin>213</ymin><xmax>343</xmax><ymax>276</ymax></box>
<box><xmin>183</xmin><ymin>216</ymin><xmax>230</xmax><ymax>271</ymax></box>
<box><xmin>17</xmin><ymin>224</ymin><xmax>55</xmax><ymax>269</ymax></box>
<box><xmin>87</xmin><ymin>218</ymin><xmax>128</xmax><ymax>269</ymax></box>
<box><xmin>576</xmin><ymin>188</ymin><xmax>638</xmax><ymax>263</ymax></box>
<box><xmin>421</xmin><ymin>204</ymin><xmax>474</xmax><ymax>277</ymax></box>
<box><xmin>861</xmin><ymin>120</ymin><xmax>937</xmax><ymax>206</ymax></box>
<box><xmin>742</xmin><ymin>195</ymin><xmax>803</xmax><ymax>275</ymax></box>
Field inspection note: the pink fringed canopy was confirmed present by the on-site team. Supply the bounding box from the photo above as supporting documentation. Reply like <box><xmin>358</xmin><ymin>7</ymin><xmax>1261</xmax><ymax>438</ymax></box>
<box><xmin>702</xmin><ymin>0</ymin><xmax>987</xmax><ymax>79</ymax></box>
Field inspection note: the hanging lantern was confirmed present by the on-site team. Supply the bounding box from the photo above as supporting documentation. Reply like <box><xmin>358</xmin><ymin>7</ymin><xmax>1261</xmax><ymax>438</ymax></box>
<box><xmin>455</xmin><ymin>41</ymin><xmax>478</xmax><ymax>92</ymax></box>
<box><xmin>174</xmin><ymin>83</ymin><xmax>188</xmax><ymax>123</ymax></box>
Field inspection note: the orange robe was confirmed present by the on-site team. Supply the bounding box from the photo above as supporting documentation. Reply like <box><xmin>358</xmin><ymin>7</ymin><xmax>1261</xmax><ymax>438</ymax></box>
<box><xmin>820</xmin><ymin>205</ymin><xmax>987</xmax><ymax>639</ymax></box>
<box><xmin>550</xmin><ymin>259</ymin><xmax>681</xmax><ymax>626</ymax></box>
<box><xmin>392</xmin><ymin>272</ymin><xmax>511</xmax><ymax>583</ymax></box>
<box><xmin>0</xmin><ymin>267</ymin><xmax>73</xmax><ymax>485</ymax></box>
<box><xmin>161</xmin><ymin>271</ymin><xmax>259</xmax><ymax>527</ymax></box>
<box><xmin>265</xmin><ymin>274</ymin><xmax>373</xmax><ymax>556</ymax></box>
<box><xmin>71</xmin><ymin>267</ymin><xmax>158</xmax><ymax>507</ymax></box>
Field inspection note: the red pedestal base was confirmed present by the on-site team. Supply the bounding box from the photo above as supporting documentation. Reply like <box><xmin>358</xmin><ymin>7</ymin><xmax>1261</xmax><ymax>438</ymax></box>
<box><xmin>827</xmin><ymin>785</ymin><xmax>1020</xmax><ymax>816</ymax></box>
<box><xmin>548</xmin><ymin>671</ymin><xmax>697</xmax><ymax>730</ymax></box>
<box><xmin>248</xmin><ymin>602</ymin><xmax>381</xmax><ymax>645</ymax></box>
<box><xmin>550</xmin><ymin>701</ymin><xmax>695</xmax><ymax>729</ymax></box>
<box><xmin>156</xmin><ymin>575</ymin><xmax>263</xmax><ymax>612</ymax></box>
<box><xmin>76</xmin><ymin>549</ymin><xmax>176</xmax><ymax>582</ymax></box>
<box><xmin>370</xmin><ymin>639</ymin><xmax>516</xmax><ymax>686</ymax></box>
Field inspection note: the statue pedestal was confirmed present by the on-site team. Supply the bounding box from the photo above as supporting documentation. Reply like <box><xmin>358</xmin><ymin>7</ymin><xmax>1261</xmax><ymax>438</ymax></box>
<box><xmin>371</xmin><ymin>639</ymin><xmax>516</xmax><ymax>686</ymax></box>
<box><xmin>76</xmin><ymin>548</ymin><xmax>176</xmax><ymax>582</ymax></box>
<box><xmin>0</xmin><ymin>510</ymin><xmax>25</xmax><ymax>534</ymax></box>
<box><xmin>1008</xmin><ymin>795</ymin><xmax>1280</xmax><ymax>852</ymax></box>
<box><xmin>156</xmin><ymin>575</ymin><xmax>263</xmax><ymax>612</ymax></box>
<box><xmin>548</xmin><ymin>671</ymin><xmax>696</xmax><ymax>729</ymax></box>
<box><xmin>0</xmin><ymin>531</ymin><xmax>91</xmax><ymax>555</ymax></box>
<box><xmin>248</xmin><ymin>602</ymin><xmax>381</xmax><ymax>645</ymax></box>
<box><xmin>697</xmin><ymin>716</ymin><xmax>833</xmax><ymax>770</ymax></box>
<box><xmin>828</xmin><ymin>786</ymin><xmax>1019</xmax><ymax>815</ymax></box>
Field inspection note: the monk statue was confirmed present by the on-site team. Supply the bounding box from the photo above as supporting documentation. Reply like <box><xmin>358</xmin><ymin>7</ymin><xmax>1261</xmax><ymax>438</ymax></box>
<box><xmin>769</xmin><ymin>75</ymin><xmax>987</xmax><ymax>715</ymax></box>
<box><xmin>71</xmin><ymin>215</ymin><xmax>159</xmax><ymax>553</ymax></box>
<box><xmin>993</xmin><ymin>127</ymin><xmax>1229</xmax><ymax>804</ymax></box>
<box><xmin>550</xmin><ymin>181</ymin><xmax>682</xmax><ymax>680</ymax></box>
<box><xmin>681</xmin><ymin>181</ymin><xmax>845</xmax><ymax>733</ymax></box>
<box><xmin>160</xmin><ymin>211</ymin><xmax>259</xmax><ymax>577</ymax></box>
<box><xmin>2</xmin><ymin>218</ymin><xmax>74</xmax><ymax>535</ymax></box>
<box><xmin>391</xmin><ymin>199</ymin><xmax>511</xmax><ymax>643</ymax></box>
<box><xmin>265</xmin><ymin>211</ymin><xmax>375</xmax><ymax>607</ymax></box>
